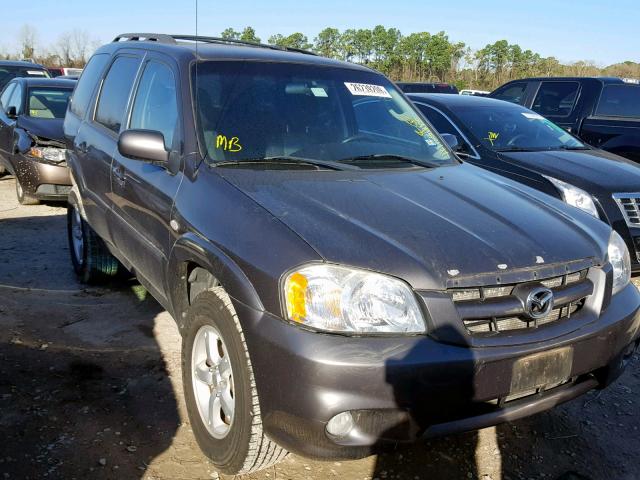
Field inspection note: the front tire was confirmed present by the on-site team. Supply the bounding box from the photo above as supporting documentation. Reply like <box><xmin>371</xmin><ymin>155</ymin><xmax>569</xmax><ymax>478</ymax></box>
<box><xmin>15</xmin><ymin>178</ymin><xmax>39</xmax><ymax>205</ymax></box>
<box><xmin>67</xmin><ymin>195</ymin><xmax>123</xmax><ymax>283</ymax></box>
<box><xmin>182</xmin><ymin>288</ymin><xmax>287</xmax><ymax>475</ymax></box>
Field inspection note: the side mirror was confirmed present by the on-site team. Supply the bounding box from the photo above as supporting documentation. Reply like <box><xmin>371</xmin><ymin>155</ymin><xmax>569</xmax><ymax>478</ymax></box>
<box><xmin>118</xmin><ymin>129</ymin><xmax>169</xmax><ymax>166</ymax></box>
<box><xmin>6</xmin><ymin>106</ymin><xmax>17</xmax><ymax>119</ymax></box>
<box><xmin>441</xmin><ymin>133</ymin><xmax>461</xmax><ymax>152</ymax></box>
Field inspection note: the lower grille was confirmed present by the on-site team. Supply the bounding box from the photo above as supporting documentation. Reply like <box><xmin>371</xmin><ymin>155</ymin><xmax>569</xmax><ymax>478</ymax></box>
<box><xmin>36</xmin><ymin>184</ymin><xmax>72</xmax><ymax>196</ymax></box>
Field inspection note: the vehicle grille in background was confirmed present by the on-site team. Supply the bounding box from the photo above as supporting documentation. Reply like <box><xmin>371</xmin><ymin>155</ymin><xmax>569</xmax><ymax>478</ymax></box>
<box><xmin>450</xmin><ymin>269</ymin><xmax>589</xmax><ymax>335</ymax></box>
<box><xmin>613</xmin><ymin>193</ymin><xmax>640</xmax><ymax>227</ymax></box>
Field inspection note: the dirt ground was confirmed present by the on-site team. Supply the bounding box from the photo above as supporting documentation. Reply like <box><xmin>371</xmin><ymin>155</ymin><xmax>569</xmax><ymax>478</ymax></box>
<box><xmin>0</xmin><ymin>173</ymin><xmax>639</xmax><ymax>480</ymax></box>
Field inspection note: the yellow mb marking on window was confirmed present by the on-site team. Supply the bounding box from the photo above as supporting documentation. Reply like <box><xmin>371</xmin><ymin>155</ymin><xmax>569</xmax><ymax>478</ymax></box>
<box><xmin>485</xmin><ymin>131</ymin><xmax>499</xmax><ymax>146</ymax></box>
<box><xmin>216</xmin><ymin>134</ymin><xmax>243</xmax><ymax>153</ymax></box>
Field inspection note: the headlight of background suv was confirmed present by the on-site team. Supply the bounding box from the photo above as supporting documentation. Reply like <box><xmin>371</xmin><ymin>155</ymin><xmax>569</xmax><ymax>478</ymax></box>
<box><xmin>542</xmin><ymin>175</ymin><xmax>599</xmax><ymax>218</ymax></box>
<box><xmin>283</xmin><ymin>264</ymin><xmax>426</xmax><ymax>334</ymax></box>
<box><xmin>28</xmin><ymin>147</ymin><xmax>67</xmax><ymax>163</ymax></box>
<box><xmin>608</xmin><ymin>230</ymin><xmax>631</xmax><ymax>295</ymax></box>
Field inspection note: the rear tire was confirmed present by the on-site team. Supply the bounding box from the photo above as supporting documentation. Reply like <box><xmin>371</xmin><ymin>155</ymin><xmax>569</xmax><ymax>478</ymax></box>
<box><xmin>67</xmin><ymin>194</ymin><xmax>123</xmax><ymax>283</ymax></box>
<box><xmin>15</xmin><ymin>178</ymin><xmax>39</xmax><ymax>205</ymax></box>
<box><xmin>182</xmin><ymin>288</ymin><xmax>287</xmax><ymax>475</ymax></box>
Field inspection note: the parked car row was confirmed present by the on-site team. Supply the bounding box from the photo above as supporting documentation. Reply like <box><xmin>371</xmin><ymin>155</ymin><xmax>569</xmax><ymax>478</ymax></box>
<box><xmin>1</xmin><ymin>35</ymin><xmax>639</xmax><ymax>477</ymax></box>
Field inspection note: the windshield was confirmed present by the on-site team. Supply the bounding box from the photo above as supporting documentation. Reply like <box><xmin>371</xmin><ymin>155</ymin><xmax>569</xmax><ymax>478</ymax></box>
<box><xmin>451</xmin><ymin>104</ymin><xmax>586</xmax><ymax>152</ymax></box>
<box><xmin>193</xmin><ymin>61</ymin><xmax>454</xmax><ymax>168</ymax></box>
<box><xmin>27</xmin><ymin>87</ymin><xmax>72</xmax><ymax>119</ymax></box>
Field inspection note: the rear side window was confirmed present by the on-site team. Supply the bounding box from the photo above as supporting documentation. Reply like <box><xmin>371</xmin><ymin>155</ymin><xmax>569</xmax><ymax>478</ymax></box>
<box><xmin>493</xmin><ymin>82</ymin><xmax>527</xmax><ymax>104</ymax></box>
<box><xmin>95</xmin><ymin>56</ymin><xmax>141</xmax><ymax>133</ymax></box>
<box><xmin>129</xmin><ymin>60</ymin><xmax>178</xmax><ymax>149</ymax></box>
<box><xmin>532</xmin><ymin>81</ymin><xmax>579</xmax><ymax>117</ymax></box>
<box><xmin>596</xmin><ymin>85</ymin><xmax>640</xmax><ymax>118</ymax></box>
<box><xmin>70</xmin><ymin>53</ymin><xmax>110</xmax><ymax>118</ymax></box>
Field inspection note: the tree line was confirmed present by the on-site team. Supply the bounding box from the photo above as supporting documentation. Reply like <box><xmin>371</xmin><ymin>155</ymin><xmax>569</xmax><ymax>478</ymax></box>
<box><xmin>3</xmin><ymin>24</ymin><xmax>639</xmax><ymax>90</ymax></box>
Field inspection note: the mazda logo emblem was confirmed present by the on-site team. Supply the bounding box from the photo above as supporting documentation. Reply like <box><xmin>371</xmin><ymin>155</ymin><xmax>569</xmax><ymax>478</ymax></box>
<box><xmin>525</xmin><ymin>287</ymin><xmax>554</xmax><ymax>319</ymax></box>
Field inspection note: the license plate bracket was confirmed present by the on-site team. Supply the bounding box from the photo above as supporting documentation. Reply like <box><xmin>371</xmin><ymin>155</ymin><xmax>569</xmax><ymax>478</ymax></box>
<box><xmin>510</xmin><ymin>347</ymin><xmax>573</xmax><ymax>394</ymax></box>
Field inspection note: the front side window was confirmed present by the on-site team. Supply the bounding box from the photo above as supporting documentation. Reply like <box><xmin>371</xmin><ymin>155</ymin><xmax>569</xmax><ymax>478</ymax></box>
<box><xmin>596</xmin><ymin>85</ymin><xmax>640</xmax><ymax>118</ymax></box>
<box><xmin>450</xmin><ymin>104</ymin><xmax>586</xmax><ymax>152</ymax></box>
<box><xmin>27</xmin><ymin>88</ymin><xmax>73</xmax><ymax>119</ymax></box>
<box><xmin>0</xmin><ymin>83</ymin><xmax>16</xmax><ymax>110</ymax></box>
<box><xmin>532</xmin><ymin>81</ymin><xmax>579</xmax><ymax>117</ymax></box>
<box><xmin>6</xmin><ymin>83</ymin><xmax>24</xmax><ymax>114</ymax></box>
<box><xmin>95</xmin><ymin>56</ymin><xmax>141</xmax><ymax>133</ymax></box>
<box><xmin>193</xmin><ymin>61</ymin><xmax>454</xmax><ymax>168</ymax></box>
<box><xmin>492</xmin><ymin>82</ymin><xmax>527</xmax><ymax>104</ymax></box>
<box><xmin>417</xmin><ymin>104</ymin><xmax>473</xmax><ymax>153</ymax></box>
<box><xmin>70</xmin><ymin>53</ymin><xmax>110</xmax><ymax>118</ymax></box>
<box><xmin>129</xmin><ymin>61</ymin><xmax>178</xmax><ymax>149</ymax></box>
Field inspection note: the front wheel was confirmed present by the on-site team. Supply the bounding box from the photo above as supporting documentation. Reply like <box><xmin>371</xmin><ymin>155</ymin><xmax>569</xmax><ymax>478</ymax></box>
<box><xmin>182</xmin><ymin>288</ymin><xmax>287</xmax><ymax>475</ymax></box>
<box><xmin>67</xmin><ymin>195</ymin><xmax>123</xmax><ymax>283</ymax></box>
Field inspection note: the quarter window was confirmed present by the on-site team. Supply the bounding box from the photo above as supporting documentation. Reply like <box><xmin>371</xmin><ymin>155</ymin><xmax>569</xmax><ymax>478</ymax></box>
<box><xmin>595</xmin><ymin>85</ymin><xmax>640</xmax><ymax>118</ymax></box>
<box><xmin>70</xmin><ymin>53</ymin><xmax>110</xmax><ymax>118</ymax></box>
<box><xmin>129</xmin><ymin>61</ymin><xmax>178</xmax><ymax>149</ymax></box>
<box><xmin>532</xmin><ymin>82</ymin><xmax>579</xmax><ymax>117</ymax></box>
<box><xmin>95</xmin><ymin>56</ymin><xmax>141</xmax><ymax>133</ymax></box>
<box><xmin>492</xmin><ymin>82</ymin><xmax>527</xmax><ymax>104</ymax></box>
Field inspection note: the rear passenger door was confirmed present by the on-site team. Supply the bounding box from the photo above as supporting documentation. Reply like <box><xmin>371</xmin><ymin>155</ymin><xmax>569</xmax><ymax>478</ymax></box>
<box><xmin>109</xmin><ymin>54</ymin><xmax>183</xmax><ymax>296</ymax></box>
<box><xmin>530</xmin><ymin>81</ymin><xmax>581</xmax><ymax>131</ymax></box>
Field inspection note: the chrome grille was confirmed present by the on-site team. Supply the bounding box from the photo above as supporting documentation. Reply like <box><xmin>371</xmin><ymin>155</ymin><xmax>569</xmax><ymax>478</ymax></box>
<box><xmin>613</xmin><ymin>193</ymin><xmax>640</xmax><ymax>227</ymax></box>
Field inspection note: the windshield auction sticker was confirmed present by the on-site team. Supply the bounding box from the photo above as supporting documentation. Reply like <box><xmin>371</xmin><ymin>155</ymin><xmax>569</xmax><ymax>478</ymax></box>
<box><xmin>344</xmin><ymin>82</ymin><xmax>392</xmax><ymax>98</ymax></box>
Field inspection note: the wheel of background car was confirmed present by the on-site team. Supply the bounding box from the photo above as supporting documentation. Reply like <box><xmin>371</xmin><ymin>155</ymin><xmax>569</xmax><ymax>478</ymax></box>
<box><xmin>66</xmin><ymin>194</ymin><xmax>124</xmax><ymax>283</ymax></box>
<box><xmin>182</xmin><ymin>288</ymin><xmax>287</xmax><ymax>475</ymax></box>
<box><xmin>506</xmin><ymin>134</ymin><xmax>528</xmax><ymax>147</ymax></box>
<box><xmin>15</xmin><ymin>178</ymin><xmax>39</xmax><ymax>205</ymax></box>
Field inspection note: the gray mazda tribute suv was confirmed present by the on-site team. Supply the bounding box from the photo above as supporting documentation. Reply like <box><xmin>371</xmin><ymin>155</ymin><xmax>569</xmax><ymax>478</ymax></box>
<box><xmin>64</xmin><ymin>33</ymin><xmax>640</xmax><ymax>475</ymax></box>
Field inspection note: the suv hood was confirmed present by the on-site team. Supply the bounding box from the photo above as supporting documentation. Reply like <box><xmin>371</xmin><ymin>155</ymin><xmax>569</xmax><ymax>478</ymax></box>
<box><xmin>219</xmin><ymin>163</ymin><xmax>610</xmax><ymax>290</ymax></box>
<box><xmin>499</xmin><ymin>148</ymin><xmax>640</xmax><ymax>194</ymax></box>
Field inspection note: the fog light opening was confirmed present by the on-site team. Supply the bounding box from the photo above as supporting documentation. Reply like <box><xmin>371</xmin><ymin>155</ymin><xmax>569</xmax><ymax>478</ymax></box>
<box><xmin>326</xmin><ymin>411</ymin><xmax>355</xmax><ymax>438</ymax></box>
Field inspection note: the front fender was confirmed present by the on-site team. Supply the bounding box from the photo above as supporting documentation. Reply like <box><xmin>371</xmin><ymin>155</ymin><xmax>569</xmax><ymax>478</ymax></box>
<box><xmin>167</xmin><ymin>232</ymin><xmax>264</xmax><ymax>330</ymax></box>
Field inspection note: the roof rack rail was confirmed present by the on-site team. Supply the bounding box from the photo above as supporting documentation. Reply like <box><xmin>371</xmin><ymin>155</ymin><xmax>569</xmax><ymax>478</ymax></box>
<box><xmin>113</xmin><ymin>33</ymin><xmax>177</xmax><ymax>44</ymax></box>
<box><xmin>112</xmin><ymin>33</ymin><xmax>316</xmax><ymax>56</ymax></box>
<box><xmin>171</xmin><ymin>35</ymin><xmax>317</xmax><ymax>56</ymax></box>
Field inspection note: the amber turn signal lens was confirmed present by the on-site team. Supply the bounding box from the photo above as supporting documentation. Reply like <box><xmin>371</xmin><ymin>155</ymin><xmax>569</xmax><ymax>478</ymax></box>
<box><xmin>285</xmin><ymin>272</ymin><xmax>308</xmax><ymax>323</ymax></box>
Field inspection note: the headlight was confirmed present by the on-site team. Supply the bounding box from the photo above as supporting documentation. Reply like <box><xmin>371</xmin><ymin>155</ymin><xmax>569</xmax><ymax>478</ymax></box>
<box><xmin>28</xmin><ymin>147</ymin><xmax>66</xmax><ymax>163</ymax></box>
<box><xmin>608</xmin><ymin>230</ymin><xmax>631</xmax><ymax>295</ymax></box>
<box><xmin>542</xmin><ymin>175</ymin><xmax>599</xmax><ymax>218</ymax></box>
<box><xmin>283</xmin><ymin>264</ymin><xmax>425</xmax><ymax>334</ymax></box>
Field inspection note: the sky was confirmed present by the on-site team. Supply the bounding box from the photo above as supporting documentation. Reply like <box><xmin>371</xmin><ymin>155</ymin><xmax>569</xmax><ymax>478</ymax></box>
<box><xmin>3</xmin><ymin>0</ymin><xmax>639</xmax><ymax>66</ymax></box>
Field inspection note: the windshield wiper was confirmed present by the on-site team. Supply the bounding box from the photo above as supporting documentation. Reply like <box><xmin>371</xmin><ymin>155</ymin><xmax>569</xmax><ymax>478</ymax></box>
<box><xmin>214</xmin><ymin>156</ymin><xmax>353</xmax><ymax>171</ymax></box>
<box><xmin>551</xmin><ymin>145</ymin><xmax>590</xmax><ymax>151</ymax></box>
<box><xmin>495</xmin><ymin>147</ymin><xmax>543</xmax><ymax>152</ymax></box>
<box><xmin>339</xmin><ymin>154</ymin><xmax>441</xmax><ymax>168</ymax></box>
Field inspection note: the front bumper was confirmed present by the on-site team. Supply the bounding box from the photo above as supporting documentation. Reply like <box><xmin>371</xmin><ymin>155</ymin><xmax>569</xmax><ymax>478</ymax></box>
<box><xmin>237</xmin><ymin>282</ymin><xmax>640</xmax><ymax>460</ymax></box>
<box><xmin>13</xmin><ymin>156</ymin><xmax>71</xmax><ymax>200</ymax></box>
